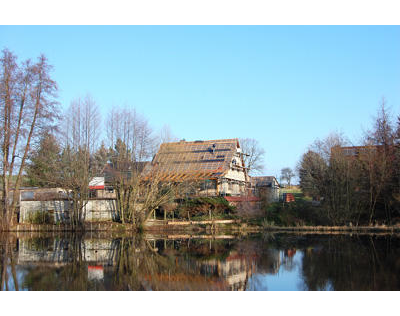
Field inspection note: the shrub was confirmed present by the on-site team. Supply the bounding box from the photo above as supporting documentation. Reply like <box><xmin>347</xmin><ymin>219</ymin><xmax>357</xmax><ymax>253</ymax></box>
<box><xmin>27</xmin><ymin>211</ymin><xmax>54</xmax><ymax>224</ymax></box>
<box><xmin>264</xmin><ymin>200</ymin><xmax>329</xmax><ymax>226</ymax></box>
<box><xmin>176</xmin><ymin>197</ymin><xmax>236</xmax><ymax>219</ymax></box>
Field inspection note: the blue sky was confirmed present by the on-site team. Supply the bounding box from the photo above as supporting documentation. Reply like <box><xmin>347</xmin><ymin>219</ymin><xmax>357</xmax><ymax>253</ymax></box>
<box><xmin>1</xmin><ymin>26</ymin><xmax>399</xmax><ymax>179</ymax></box>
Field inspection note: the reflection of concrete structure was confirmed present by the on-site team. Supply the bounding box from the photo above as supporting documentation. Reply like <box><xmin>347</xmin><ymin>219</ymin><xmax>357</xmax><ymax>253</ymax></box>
<box><xmin>88</xmin><ymin>265</ymin><xmax>104</xmax><ymax>281</ymax></box>
<box><xmin>17</xmin><ymin>238</ymin><xmax>116</xmax><ymax>266</ymax></box>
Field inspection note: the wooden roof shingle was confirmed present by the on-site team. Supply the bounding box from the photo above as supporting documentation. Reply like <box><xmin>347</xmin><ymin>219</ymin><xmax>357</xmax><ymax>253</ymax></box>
<box><xmin>151</xmin><ymin>139</ymin><xmax>240</xmax><ymax>181</ymax></box>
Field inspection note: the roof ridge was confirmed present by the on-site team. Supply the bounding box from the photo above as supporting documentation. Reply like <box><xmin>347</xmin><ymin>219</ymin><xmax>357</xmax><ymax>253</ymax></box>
<box><xmin>161</xmin><ymin>138</ymin><xmax>238</xmax><ymax>145</ymax></box>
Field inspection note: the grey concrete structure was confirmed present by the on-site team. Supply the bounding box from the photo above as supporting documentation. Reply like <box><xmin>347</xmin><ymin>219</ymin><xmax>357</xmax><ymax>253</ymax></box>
<box><xmin>19</xmin><ymin>199</ymin><xmax>118</xmax><ymax>223</ymax></box>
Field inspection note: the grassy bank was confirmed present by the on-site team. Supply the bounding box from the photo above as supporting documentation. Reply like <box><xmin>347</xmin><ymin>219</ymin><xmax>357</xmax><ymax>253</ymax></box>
<box><xmin>245</xmin><ymin>187</ymin><xmax>400</xmax><ymax>231</ymax></box>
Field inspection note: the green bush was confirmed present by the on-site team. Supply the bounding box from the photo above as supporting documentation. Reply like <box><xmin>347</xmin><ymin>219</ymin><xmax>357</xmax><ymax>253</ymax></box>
<box><xmin>264</xmin><ymin>200</ymin><xmax>329</xmax><ymax>226</ymax></box>
<box><xmin>175</xmin><ymin>197</ymin><xmax>236</xmax><ymax>220</ymax></box>
<box><xmin>27</xmin><ymin>211</ymin><xmax>54</xmax><ymax>224</ymax></box>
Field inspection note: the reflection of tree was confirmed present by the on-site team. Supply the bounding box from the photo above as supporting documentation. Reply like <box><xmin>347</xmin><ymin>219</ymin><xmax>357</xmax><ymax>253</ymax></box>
<box><xmin>8</xmin><ymin>233</ymin><xmax>400</xmax><ymax>291</ymax></box>
<box><xmin>13</xmin><ymin>234</ymin><xmax>262</xmax><ymax>291</ymax></box>
<box><xmin>299</xmin><ymin>235</ymin><xmax>400</xmax><ymax>290</ymax></box>
<box><xmin>22</xmin><ymin>235</ymin><xmax>90</xmax><ymax>291</ymax></box>
<box><xmin>0</xmin><ymin>233</ymin><xmax>19</xmax><ymax>291</ymax></box>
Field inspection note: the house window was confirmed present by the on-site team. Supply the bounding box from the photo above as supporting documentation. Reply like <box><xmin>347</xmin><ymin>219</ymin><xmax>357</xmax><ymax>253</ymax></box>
<box><xmin>201</xmin><ymin>180</ymin><xmax>216</xmax><ymax>190</ymax></box>
<box><xmin>89</xmin><ymin>190</ymin><xmax>97</xmax><ymax>198</ymax></box>
<box><xmin>21</xmin><ymin>191</ymin><xmax>34</xmax><ymax>201</ymax></box>
<box><xmin>106</xmin><ymin>187</ymin><xmax>114</xmax><ymax>193</ymax></box>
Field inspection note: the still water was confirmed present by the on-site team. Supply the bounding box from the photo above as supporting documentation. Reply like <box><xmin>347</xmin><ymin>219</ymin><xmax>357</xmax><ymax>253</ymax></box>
<box><xmin>1</xmin><ymin>232</ymin><xmax>399</xmax><ymax>290</ymax></box>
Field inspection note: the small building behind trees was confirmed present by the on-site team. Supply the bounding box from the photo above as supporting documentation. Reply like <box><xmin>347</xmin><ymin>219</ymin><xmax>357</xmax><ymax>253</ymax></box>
<box><xmin>250</xmin><ymin>176</ymin><xmax>280</xmax><ymax>203</ymax></box>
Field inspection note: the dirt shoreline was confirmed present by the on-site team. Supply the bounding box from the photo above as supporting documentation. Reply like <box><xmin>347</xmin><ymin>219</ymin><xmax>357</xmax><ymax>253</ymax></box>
<box><xmin>263</xmin><ymin>225</ymin><xmax>400</xmax><ymax>232</ymax></box>
<box><xmin>2</xmin><ymin>222</ymin><xmax>400</xmax><ymax>235</ymax></box>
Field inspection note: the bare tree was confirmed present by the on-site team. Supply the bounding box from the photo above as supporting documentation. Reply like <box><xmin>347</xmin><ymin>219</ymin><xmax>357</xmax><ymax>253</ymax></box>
<box><xmin>106</xmin><ymin>106</ymin><xmax>156</xmax><ymax>162</ymax></box>
<box><xmin>40</xmin><ymin>97</ymin><xmax>102</xmax><ymax>228</ymax></box>
<box><xmin>0</xmin><ymin>49</ymin><xmax>58</xmax><ymax>229</ymax></box>
<box><xmin>107</xmin><ymin>138</ymin><xmax>179</xmax><ymax>227</ymax></box>
<box><xmin>280</xmin><ymin>167</ymin><xmax>295</xmax><ymax>188</ymax></box>
<box><xmin>298</xmin><ymin>133</ymin><xmax>366</xmax><ymax>225</ymax></box>
<box><xmin>361</xmin><ymin>99</ymin><xmax>396</xmax><ymax>224</ymax></box>
<box><xmin>239</xmin><ymin>138</ymin><xmax>265</xmax><ymax>175</ymax></box>
<box><xmin>63</xmin><ymin>94</ymin><xmax>101</xmax><ymax>154</ymax></box>
<box><xmin>105</xmin><ymin>108</ymin><xmax>178</xmax><ymax>227</ymax></box>
<box><xmin>156</xmin><ymin>124</ymin><xmax>178</xmax><ymax>148</ymax></box>
<box><xmin>367</xmin><ymin>97</ymin><xmax>394</xmax><ymax>149</ymax></box>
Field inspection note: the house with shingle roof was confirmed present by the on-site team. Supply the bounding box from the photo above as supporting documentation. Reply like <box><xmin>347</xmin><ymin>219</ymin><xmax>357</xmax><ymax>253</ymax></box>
<box><xmin>250</xmin><ymin>176</ymin><xmax>280</xmax><ymax>202</ymax></box>
<box><xmin>150</xmin><ymin>139</ymin><xmax>249</xmax><ymax>196</ymax></box>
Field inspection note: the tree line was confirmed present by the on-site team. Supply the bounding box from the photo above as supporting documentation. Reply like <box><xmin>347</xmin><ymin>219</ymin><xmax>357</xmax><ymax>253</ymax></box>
<box><xmin>298</xmin><ymin>100</ymin><xmax>400</xmax><ymax>226</ymax></box>
<box><xmin>0</xmin><ymin>48</ymin><xmax>183</xmax><ymax>230</ymax></box>
<box><xmin>1</xmin><ymin>48</ymin><xmax>266</xmax><ymax>230</ymax></box>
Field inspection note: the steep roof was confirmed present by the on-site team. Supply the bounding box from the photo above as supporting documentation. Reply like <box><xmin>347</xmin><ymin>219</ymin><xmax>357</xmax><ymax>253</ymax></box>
<box><xmin>151</xmin><ymin>139</ymin><xmax>240</xmax><ymax>181</ymax></box>
<box><xmin>251</xmin><ymin>176</ymin><xmax>280</xmax><ymax>187</ymax></box>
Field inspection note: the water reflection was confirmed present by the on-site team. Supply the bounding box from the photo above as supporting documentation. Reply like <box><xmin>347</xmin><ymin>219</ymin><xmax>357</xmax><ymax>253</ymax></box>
<box><xmin>1</xmin><ymin>232</ymin><xmax>400</xmax><ymax>290</ymax></box>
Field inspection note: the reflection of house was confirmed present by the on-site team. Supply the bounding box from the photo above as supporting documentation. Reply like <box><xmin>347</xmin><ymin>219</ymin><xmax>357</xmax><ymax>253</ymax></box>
<box><xmin>251</xmin><ymin>176</ymin><xmax>280</xmax><ymax>202</ymax></box>
<box><xmin>213</xmin><ymin>251</ymin><xmax>257</xmax><ymax>291</ymax></box>
<box><xmin>144</xmin><ymin>249</ymin><xmax>257</xmax><ymax>291</ymax></box>
<box><xmin>151</xmin><ymin>139</ymin><xmax>249</xmax><ymax>196</ymax></box>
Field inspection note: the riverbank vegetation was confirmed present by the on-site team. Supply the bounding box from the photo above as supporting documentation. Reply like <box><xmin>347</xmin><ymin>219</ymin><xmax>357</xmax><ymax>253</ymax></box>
<box><xmin>297</xmin><ymin>101</ymin><xmax>400</xmax><ymax>226</ymax></box>
<box><xmin>260</xmin><ymin>101</ymin><xmax>400</xmax><ymax>228</ymax></box>
<box><xmin>172</xmin><ymin>197</ymin><xmax>236</xmax><ymax>220</ymax></box>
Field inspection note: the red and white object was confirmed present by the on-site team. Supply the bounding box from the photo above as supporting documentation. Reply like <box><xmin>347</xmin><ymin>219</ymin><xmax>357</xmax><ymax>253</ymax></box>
<box><xmin>89</xmin><ymin>177</ymin><xmax>105</xmax><ymax>190</ymax></box>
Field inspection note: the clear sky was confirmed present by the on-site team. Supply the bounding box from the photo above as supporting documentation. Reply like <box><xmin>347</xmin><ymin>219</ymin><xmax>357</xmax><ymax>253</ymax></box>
<box><xmin>1</xmin><ymin>26</ymin><xmax>399</xmax><ymax>179</ymax></box>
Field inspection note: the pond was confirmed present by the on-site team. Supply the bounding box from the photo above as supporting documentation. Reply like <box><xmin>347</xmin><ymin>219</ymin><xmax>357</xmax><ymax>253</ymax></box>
<box><xmin>0</xmin><ymin>232</ymin><xmax>399</xmax><ymax>290</ymax></box>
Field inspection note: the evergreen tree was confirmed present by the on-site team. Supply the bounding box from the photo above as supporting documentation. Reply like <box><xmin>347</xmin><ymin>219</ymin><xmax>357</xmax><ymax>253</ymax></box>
<box><xmin>91</xmin><ymin>142</ymin><xmax>109</xmax><ymax>175</ymax></box>
<box><xmin>25</xmin><ymin>132</ymin><xmax>61</xmax><ymax>187</ymax></box>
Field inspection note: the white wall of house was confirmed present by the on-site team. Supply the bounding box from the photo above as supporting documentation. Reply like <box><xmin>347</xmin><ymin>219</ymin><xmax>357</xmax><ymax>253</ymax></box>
<box><xmin>19</xmin><ymin>199</ymin><xmax>118</xmax><ymax>223</ymax></box>
<box><xmin>266</xmin><ymin>187</ymin><xmax>280</xmax><ymax>202</ymax></box>
<box><xmin>224</xmin><ymin>168</ymin><xmax>247</xmax><ymax>182</ymax></box>
<box><xmin>219</xmin><ymin>149</ymin><xmax>248</xmax><ymax>196</ymax></box>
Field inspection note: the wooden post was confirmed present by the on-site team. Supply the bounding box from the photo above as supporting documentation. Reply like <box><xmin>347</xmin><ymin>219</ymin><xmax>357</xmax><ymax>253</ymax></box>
<box><xmin>153</xmin><ymin>209</ymin><xmax>156</xmax><ymax>220</ymax></box>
